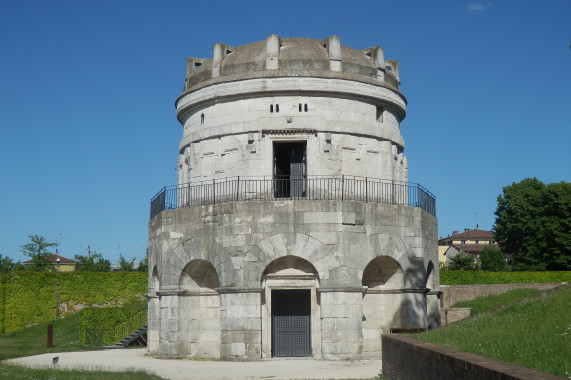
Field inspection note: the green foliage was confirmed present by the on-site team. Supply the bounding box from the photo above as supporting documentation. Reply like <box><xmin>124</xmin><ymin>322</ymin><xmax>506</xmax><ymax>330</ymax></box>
<box><xmin>447</xmin><ymin>251</ymin><xmax>477</xmax><ymax>271</ymax></box>
<box><xmin>494</xmin><ymin>178</ymin><xmax>571</xmax><ymax>270</ymax></box>
<box><xmin>20</xmin><ymin>235</ymin><xmax>57</xmax><ymax>271</ymax></box>
<box><xmin>441</xmin><ymin>270</ymin><xmax>571</xmax><ymax>285</ymax></box>
<box><xmin>74</xmin><ymin>252</ymin><xmax>111</xmax><ymax>272</ymax></box>
<box><xmin>0</xmin><ymin>272</ymin><xmax>147</xmax><ymax>333</ymax></box>
<box><xmin>415</xmin><ymin>287</ymin><xmax>571</xmax><ymax>377</ymax></box>
<box><xmin>0</xmin><ymin>255</ymin><xmax>15</xmax><ymax>274</ymax></box>
<box><xmin>79</xmin><ymin>307</ymin><xmax>147</xmax><ymax>345</ymax></box>
<box><xmin>119</xmin><ymin>254</ymin><xmax>135</xmax><ymax>271</ymax></box>
<box><xmin>479</xmin><ymin>246</ymin><xmax>508</xmax><ymax>271</ymax></box>
<box><xmin>452</xmin><ymin>288</ymin><xmax>540</xmax><ymax>314</ymax></box>
<box><xmin>138</xmin><ymin>249</ymin><xmax>149</xmax><ymax>272</ymax></box>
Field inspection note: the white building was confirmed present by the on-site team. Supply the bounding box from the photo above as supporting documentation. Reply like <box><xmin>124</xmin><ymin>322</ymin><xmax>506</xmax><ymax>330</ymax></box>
<box><xmin>148</xmin><ymin>35</ymin><xmax>439</xmax><ymax>360</ymax></box>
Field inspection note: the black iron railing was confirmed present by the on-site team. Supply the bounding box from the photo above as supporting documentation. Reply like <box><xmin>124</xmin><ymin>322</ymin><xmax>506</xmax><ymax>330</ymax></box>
<box><xmin>84</xmin><ymin>308</ymin><xmax>147</xmax><ymax>347</ymax></box>
<box><xmin>150</xmin><ymin>176</ymin><xmax>435</xmax><ymax>219</ymax></box>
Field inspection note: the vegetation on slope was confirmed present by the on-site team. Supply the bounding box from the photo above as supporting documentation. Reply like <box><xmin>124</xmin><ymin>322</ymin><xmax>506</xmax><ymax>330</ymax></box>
<box><xmin>415</xmin><ymin>287</ymin><xmax>571</xmax><ymax>377</ymax></box>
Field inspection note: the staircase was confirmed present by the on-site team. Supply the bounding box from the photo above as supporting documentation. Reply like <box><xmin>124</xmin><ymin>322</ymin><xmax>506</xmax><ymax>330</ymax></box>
<box><xmin>105</xmin><ymin>325</ymin><xmax>148</xmax><ymax>349</ymax></box>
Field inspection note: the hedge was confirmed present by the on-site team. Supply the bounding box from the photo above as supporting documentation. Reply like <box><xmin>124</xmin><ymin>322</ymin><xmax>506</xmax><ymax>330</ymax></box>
<box><xmin>80</xmin><ymin>307</ymin><xmax>147</xmax><ymax>346</ymax></box>
<box><xmin>440</xmin><ymin>271</ymin><xmax>571</xmax><ymax>285</ymax></box>
<box><xmin>0</xmin><ymin>272</ymin><xmax>147</xmax><ymax>333</ymax></box>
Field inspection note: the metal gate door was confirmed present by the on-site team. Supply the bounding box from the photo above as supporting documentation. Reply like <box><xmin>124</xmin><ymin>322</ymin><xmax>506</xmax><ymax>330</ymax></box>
<box><xmin>272</xmin><ymin>290</ymin><xmax>311</xmax><ymax>357</ymax></box>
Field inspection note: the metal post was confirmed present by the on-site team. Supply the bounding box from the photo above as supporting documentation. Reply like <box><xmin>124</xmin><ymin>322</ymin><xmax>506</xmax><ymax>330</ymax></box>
<box><xmin>341</xmin><ymin>175</ymin><xmax>344</xmax><ymax>201</ymax></box>
<box><xmin>236</xmin><ymin>176</ymin><xmax>240</xmax><ymax>201</ymax></box>
<box><xmin>365</xmin><ymin>177</ymin><xmax>368</xmax><ymax>203</ymax></box>
<box><xmin>212</xmin><ymin>179</ymin><xmax>216</xmax><ymax>204</ymax></box>
<box><xmin>56</xmin><ymin>257</ymin><xmax>60</xmax><ymax>320</ymax></box>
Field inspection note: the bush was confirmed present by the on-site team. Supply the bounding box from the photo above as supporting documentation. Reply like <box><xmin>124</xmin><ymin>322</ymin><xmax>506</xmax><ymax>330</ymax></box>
<box><xmin>479</xmin><ymin>246</ymin><xmax>509</xmax><ymax>271</ymax></box>
<box><xmin>0</xmin><ymin>272</ymin><xmax>147</xmax><ymax>333</ymax></box>
<box><xmin>441</xmin><ymin>270</ymin><xmax>571</xmax><ymax>285</ymax></box>
<box><xmin>447</xmin><ymin>251</ymin><xmax>478</xmax><ymax>271</ymax></box>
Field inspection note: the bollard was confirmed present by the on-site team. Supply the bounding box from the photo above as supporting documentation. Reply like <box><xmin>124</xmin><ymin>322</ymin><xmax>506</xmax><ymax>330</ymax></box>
<box><xmin>47</xmin><ymin>324</ymin><xmax>53</xmax><ymax>348</ymax></box>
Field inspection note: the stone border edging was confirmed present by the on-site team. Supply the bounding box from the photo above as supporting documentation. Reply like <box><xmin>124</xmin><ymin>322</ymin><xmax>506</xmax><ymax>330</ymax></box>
<box><xmin>382</xmin><ymin>334</ymin><xmax>566</xmax><ymax>380</ymax></box>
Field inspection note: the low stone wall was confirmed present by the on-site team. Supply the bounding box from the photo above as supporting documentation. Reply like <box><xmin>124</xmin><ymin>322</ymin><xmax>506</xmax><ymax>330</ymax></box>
<box><xmin>441</xmin><ymin>283</ymin><xmax>563</xmax><ymax>309</ymax></box>
<box><xmin>382</xmin><ymin>334</ymin><xmax>565</xmax><ymax>380</ymax></box>
<box><xmin>441</xmin><ymin>307</ymin><xmax>470</xmax><ymax>325</ymax></box>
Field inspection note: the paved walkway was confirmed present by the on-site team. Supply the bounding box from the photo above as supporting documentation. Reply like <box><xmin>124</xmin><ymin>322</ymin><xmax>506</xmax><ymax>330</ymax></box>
<box><xmin>5</xmin><ymin>349</ymin><xmax>382</xmax><ymax>379</ymax></box>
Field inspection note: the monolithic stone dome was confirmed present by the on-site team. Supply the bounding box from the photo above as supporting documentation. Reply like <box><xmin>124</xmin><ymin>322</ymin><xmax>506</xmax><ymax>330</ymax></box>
<box><xmin>181</xmin><ymin>36</ymin><xmax>402</xmax><ymax>94</ymax></box>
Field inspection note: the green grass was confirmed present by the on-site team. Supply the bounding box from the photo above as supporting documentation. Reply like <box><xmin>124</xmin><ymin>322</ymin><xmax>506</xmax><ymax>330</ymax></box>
<box><xmin>452</xmin><ymin>288</ymin><xmax>541</xmax><ymax>315</ymax></box>
<box><xmin>415</xmin><ymin>287</ymin><xmax>571</xmax><ymax>377</ymax></box>
<box><xmin>0</xmin><ymin>313</ymin><xmax>162</xmax><ymax>379</ymax></box>
<box><xmin>0</xmin><ymin>313</ymin><xmax>93</xmax><ymax>361</ymax></box>
<box><xmin>0</xmin><ymin>363</ymin><xmax>163</xmax><ymax>380</ymax></box>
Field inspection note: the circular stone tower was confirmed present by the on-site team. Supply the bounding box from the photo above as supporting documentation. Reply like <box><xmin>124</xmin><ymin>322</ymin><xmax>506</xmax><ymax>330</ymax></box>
<box><xmin>148</xmin><ymin>35</ymin><xmax>439</xmax><ymax>361</ymax></box>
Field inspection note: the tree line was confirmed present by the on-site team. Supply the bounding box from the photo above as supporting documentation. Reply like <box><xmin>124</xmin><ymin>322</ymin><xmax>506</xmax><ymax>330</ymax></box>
<box><xmin>443</xmin><ymin>178</ymin><xmax>570</xmax><ymax>272</ymax></box>
<box><xmin>0</xmin><ymin>235</ymin><xmax>148</xmax><ymax>273</ymax></box>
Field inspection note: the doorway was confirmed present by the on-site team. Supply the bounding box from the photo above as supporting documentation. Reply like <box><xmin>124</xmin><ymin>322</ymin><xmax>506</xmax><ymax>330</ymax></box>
<box><xmin>271</xmin><ymin>289</ymin><xmax>311</xmax><ymax>357</ymax></box>
<box><xmin>273</xmin><ymin>142</ymin><xmax>306</xmax><ymax>198</ymax></box>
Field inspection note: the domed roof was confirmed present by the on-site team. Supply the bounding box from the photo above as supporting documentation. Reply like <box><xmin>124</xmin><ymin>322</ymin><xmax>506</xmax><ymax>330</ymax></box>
<box><xmin>182</xmin><ymin>36</ymin><xmax>401</xmax><ymax>94</ymax></box>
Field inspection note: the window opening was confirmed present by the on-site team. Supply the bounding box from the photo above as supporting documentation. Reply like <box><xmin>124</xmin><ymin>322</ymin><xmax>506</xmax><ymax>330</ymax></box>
<box><xmin>270</xmin><ymin>104</ymin><xmax>274</xmax><ymax>113</ymax></box>
<box><xmin>276</xmin><ymin>104</ymin><xmax>279</xmax><ymax>113</ymax></box>
<box><xmin>304</xmin><ymin>104</ymin><xmax>308</xmax><ymax>112</ymax></box>
<box><xmin>299</xmin><ymin>103</ymin><xmax>302</xmax><ymax>112</ymax></box>
<box><xmin>376</xmin><ymin>106</ymin><xmax>384</xmax><ymax>122</ymax></box>
<box><xmin>201</xmin><ymin>113</ymin><xmax>205</xmax><ymax>124</ymax></box>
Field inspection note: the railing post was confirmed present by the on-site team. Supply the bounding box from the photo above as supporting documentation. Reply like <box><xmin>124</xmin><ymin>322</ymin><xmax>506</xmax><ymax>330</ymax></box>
<box><xmin>236</xmin><ymin>176</ymin><xmax>240</xmax><ymax>201</ymax></box>
<box><xmin>341</xmin><ymin>175</ymin><xmax>344</xmax><ymax>202</ymax></box>
<box><xmin>365</xmin><ymin>177</ymin><xmax>368</xmax><ymax>203</ymax></box>
<box><xmin>212</xmin><ymin>179</ymin><xmax>216</xmax><ymax>205</ymax></box>
<box><xmin>391</xmin><ymin>180</ymin><xmax>395</xmax><ymax>205</ymax></box>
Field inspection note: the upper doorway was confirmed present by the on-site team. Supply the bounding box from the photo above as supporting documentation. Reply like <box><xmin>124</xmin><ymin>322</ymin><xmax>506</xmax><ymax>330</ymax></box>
<box><xmin>273</xmin><ymin>142</ymin><xmax>306</xmax><ymax>198</ymax></box>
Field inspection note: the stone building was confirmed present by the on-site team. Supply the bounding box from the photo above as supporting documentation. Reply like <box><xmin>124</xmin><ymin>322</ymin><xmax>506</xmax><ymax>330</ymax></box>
<box><xmin>148</xmin><ymin>35</ymin><xmax>440</xmax><ymax>361</ymax></box>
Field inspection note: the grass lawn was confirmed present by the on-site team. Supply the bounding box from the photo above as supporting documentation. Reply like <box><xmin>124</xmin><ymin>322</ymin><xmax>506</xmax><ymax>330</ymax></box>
<box><xmin>452</xmin><ymin>288</ymin><xmax>541</xmax><ymax>315</ymax></box>
<box><xmin>0</xmin><ymin>313</ymin><xmax>162</xmax><ymax>379</ymax></box>
<box><xmin>415</xmin><ymin>287</ymin><xmax>571</xmax><ymax>378</ymax></box>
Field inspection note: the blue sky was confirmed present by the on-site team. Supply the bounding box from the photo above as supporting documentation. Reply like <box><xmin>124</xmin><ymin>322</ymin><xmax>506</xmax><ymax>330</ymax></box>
<box><xmin>1</xmin><ymin>1</ymin><xmax>570</xmax><ymax>264</ymax></box>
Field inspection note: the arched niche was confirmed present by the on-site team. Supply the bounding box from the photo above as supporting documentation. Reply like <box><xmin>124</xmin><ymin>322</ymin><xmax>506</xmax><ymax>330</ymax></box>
<box><xmin>151</xmin><ymin>265</ymin><xmax>160</xmax><ymax>294</ymax></box>
<box><xmin>362</xmin><ymin>256</ymin><xmax>404</xmax><ymax>289</ymax></box>
<box><xmin>425</xmin><ymin>261</ymin><xmax>436</xmax><ymax>290</ymax></box>
<box><xmin>179</xmin><ymin>259</ymin><xmax>220</xmax><ymax>293</ymax></box>
<box><xmin>261</xmin><ymin>255</ymin><xmax>320</xmax><ymax>284</ymax></box>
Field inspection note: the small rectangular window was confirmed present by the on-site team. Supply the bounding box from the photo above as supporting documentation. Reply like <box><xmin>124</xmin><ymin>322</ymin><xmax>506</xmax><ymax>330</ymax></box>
<box><xmin>376</xmin><ymin>106</ymin><xmax>384</xmax><ymax>122</ymax></box>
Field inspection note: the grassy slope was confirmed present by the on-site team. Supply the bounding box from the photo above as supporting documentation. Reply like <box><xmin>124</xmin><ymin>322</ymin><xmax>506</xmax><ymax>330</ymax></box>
<box><xmin>415</xmin><ymin>287</ymin><xmax>571</xmax><ymax>377</ymax></box>
<box><xmin>452</xmin><ymin>288</ymin><xmax>540</xmax><ymax>315</ymax></box>
<box><xmin>0</xmin><ymin>313</ymin><xmax>162</xmax><ymax>379</ymax></box>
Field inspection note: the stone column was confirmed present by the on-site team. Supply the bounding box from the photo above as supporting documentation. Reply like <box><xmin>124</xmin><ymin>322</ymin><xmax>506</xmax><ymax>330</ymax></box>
<box><xmin>219</xmin><ymin>288</ymin><xmax>263</xmax><ymax>360</ymax></box>
<box><xmin>319</xmin><ymin>288</ymin><xmax>363</xmax><ymax>359</ymax></box>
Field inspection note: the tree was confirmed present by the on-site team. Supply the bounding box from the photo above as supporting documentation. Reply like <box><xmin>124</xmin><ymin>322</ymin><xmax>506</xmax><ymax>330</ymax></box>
<box><xmin>478</xmin><ymin>246</ymin><xmax>508</xmax><ymax>271</ymax></box>
<box><xmin>494</xmin><ymin>178</ymin><xmax>571</xmax><ymax>270</ymax></box>
<box><xmin>20</xmin><ymin>235</ymin><xmax>57</xmax><ymax>271</ymax></box>
<box><xmin>0</xmin><ymin>254</ymin><xmax>15</xmax><ymax>273</ymax></box>
<box><xmin>119</xmin><ymin>254</ymin><xmax>135</xmax><ymax>271</ymax></box>
<box><xmin>448</xmin><ymin>251</ymin><xmax>477</xmax><ymax>271</ymax></box>
<box><xmin>74</xmin><ymin>252</ymin><xmax>111</xmax><ymax>272</ymax></box>
<box><xmin>138</xmin><ymin>249</ymin><xmax>148</xmax><ymax>272</ymax></box>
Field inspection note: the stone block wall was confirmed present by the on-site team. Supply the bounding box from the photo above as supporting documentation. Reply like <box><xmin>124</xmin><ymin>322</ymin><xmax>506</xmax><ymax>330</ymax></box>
<box><xmin>148</xmin><ymin>200</ymin><xmax>438</xmax><ymax>360</ymax></box>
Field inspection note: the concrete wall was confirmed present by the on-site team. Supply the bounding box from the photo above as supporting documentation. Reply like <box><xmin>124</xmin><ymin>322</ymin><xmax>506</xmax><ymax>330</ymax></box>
<box><xmin>382</xmin><ymin>334</ymin><xmax>564</xmax><ymax>380</ymax></box>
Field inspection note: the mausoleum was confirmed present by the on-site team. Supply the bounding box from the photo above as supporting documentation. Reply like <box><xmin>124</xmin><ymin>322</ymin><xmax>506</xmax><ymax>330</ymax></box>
<box><xmin>148</xmin><ymin>35</ymin><xmax>440</xmax><ymax>360</ymax></box>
